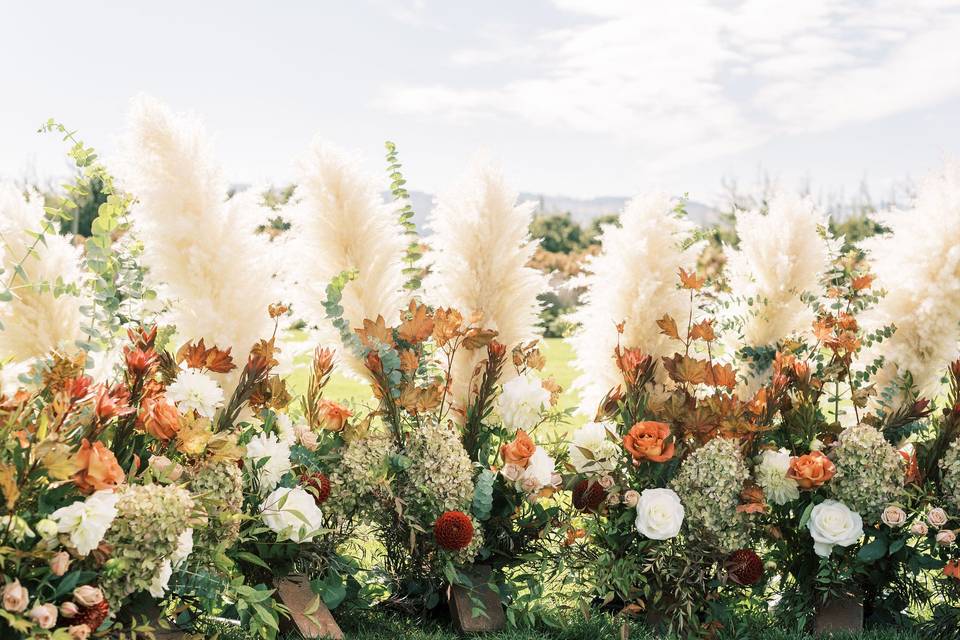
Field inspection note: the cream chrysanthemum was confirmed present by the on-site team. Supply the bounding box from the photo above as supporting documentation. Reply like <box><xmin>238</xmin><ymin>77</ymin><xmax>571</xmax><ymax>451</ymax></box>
<box><xmin>166</xmin><ymin>368</ymin><xmax>224</xmax><ymax>417</ymax></box>
<box><xmin>245</xmin><ymin>432</ymin><xmax>292</xmax><ymax>492</ymax></box>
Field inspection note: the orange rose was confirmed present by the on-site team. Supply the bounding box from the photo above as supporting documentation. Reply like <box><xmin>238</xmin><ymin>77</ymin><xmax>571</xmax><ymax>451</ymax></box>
<box><xmin>138</xmin><ymin>396</ymin><xmax>181</xmax><ymax>441</ymax></box>
<box><xmin>500</xmin><ymin>429</ymin><xmax>536</xmax><ymax>467</ymax></box>
<box><xmin>944</xmin><ymin>560</ymin><xmax>960</xmax><ymax>580</ymax></box>
<box><xmin>623</xmin><ymin>421</ymin><xmax>674</xmax><ymax>463</ymax></box>
<box><xmin>72</xmin><ymin>439</ymin><xmax>124</xmax><ymax>494</ymax></box>
<box><xmin>318</xmin><ymin>400</ymin><xmax>351</xmax><ymax>432</ymax></box>
<box><xmin>787</xmin><ymin>451</ymin><xmax>836</xmax><ymax>490</ymax></box>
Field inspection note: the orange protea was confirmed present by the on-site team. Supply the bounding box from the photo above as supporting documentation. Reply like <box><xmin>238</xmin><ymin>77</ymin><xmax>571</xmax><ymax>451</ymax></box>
<box><xmin>72</xmin><ymin>440</ymin><xmax>125</xmax><ymax>494</ymax></box>
<box><xmin>623</xmin><ymin>421</ymin><xmax>675</xmax><ymax>463</ymax></box>
<box><xmin>500</xmin><ymin>429</ymin><xmax>536</xmax><ymax>467</ymax></box>
<box><xmin>123</xmin><ymin>346</ymin><xmax>157</xmax><ymax>377</ymax></box>
<box><xmin>434</xmin><ymin>511</ymin><xmax>474</xmax><ymax>551</ymax></box>
<box><xmin>301</xmin><ymin>472</ymin><xmax>331</xmax><ymax>506</ymax></box>
<box><xmin>787</xmin><ymin>451</ymin><xmax>835</xmax><ymax>490</ymax></box>
<box><xmin>318</xmin><ymin>399</ymin><xmax>351</xmax><ymax>432</ymax></box>
<box><xmin>138</xmin><ymin>396</ymin><xmax>181</xmax><ymax>441</ymax></box>
<box><xmin>93</xmin><ymin>385</ymin><xmax>133</xmax><ymax>422</ymax></box>
<box><xmin>63</xmin><ymin>376</ymin><xmax>93</xmax><ymax>401</ymax></box>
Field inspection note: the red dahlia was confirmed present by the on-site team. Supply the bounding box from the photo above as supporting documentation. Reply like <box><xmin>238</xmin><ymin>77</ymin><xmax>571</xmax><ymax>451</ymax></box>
<box><xmin>74</xmin><ymin>599</ymin><xmax>110</xmax><ymax>632</ymax></box>
<box><xmin>434</xmin><ymin>511</ymin><xmax>474</xmax><ymax>551</ymax></box>
<box><xmin>572</xmin><ymin>479</ymin><xmax>606</xmax><ymax>513</ymax></box>
<box><xmin>301</xmin><ymin>472</ymin><xmax>331</xmax><ymax>505</ymax></box>
<box><xmin>726</xmin><ymin>548</ymin><xmax>763</xmax><ymax>586</ymax></box>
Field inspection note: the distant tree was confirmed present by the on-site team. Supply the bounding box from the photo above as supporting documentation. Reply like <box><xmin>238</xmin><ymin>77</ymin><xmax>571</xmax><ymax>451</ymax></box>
<box><xmin>584</xmin><ymin>213</ymin><xmax>619</xmax><ymax>245</ymax></box>
<box><xmin>530</xmin><ymin>212</ymin><xmax>584</xmax><ymax>253</ymax></box>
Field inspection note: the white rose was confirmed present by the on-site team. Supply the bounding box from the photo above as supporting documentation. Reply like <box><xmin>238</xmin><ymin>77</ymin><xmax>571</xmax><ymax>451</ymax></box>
<box><xmin>634</xmin><ymin>488</ymin><xmax>684</xmax><ymax>540</ymax></box>
<box><xmin>245</xmin><ymin>432</ymin><xmax>292</xmax><ymax>492</ymax></box>
<box><xmin>568</xmin><ymin>421</ymin><xmax>620</xmax><ymax>476</ymax></box>
<box><xmin>51</xmin><ymin>491</ymin><xmax>119</xmax><ymax>556</ymax></box>
<box><xmin>517</xmin><ymin>447</ymin><xmax>556</xmax><ymax>493</ymax></box>
<box><xmin>497</xmin><ymin>374</ymin><xmax>550</xmax><ymax>433</ymax></box>
<box><xmin>260</xmin><ymin>487</ymin><xmax>324</xmax><ymax>543</ymax></box>
<box><xmin>500</xmin><ymin>463</ymin><xmax>523</xmax><ymax>482</ymax></box>
<box><xmin>166</xmin><ymin>368</ymin><xmax>224</xmax><ymax>418</ymax></box>
<box><xmin>756</xmin><ymin>448</ymin><xmax>800</xmax><ymax>506</ymax></box>
<box><xmin>807</xmin><ymin>500</ymin><xmax>863</xmax><ymax>557</ymax></box>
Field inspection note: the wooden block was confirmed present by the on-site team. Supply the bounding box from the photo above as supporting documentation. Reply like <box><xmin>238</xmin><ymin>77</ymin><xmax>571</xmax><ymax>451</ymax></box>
<box><xmin>814</xmin><ymin>593</ymin><xmax>863</xmax><ymax>636</ymax></box>
<box><xmin>448</xmin><ymin>565</ymin><xmax>506</xmax><ymax>634</ymax></box>
<box><xmin>275</xmin><ymin>575</ymin><xmax>345</xmax><ymax>640</ymax></box>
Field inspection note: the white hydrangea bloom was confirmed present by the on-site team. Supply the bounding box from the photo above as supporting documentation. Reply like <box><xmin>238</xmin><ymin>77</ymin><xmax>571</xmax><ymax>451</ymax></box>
<box><xmin>518</xmin><ymin>447</ymin><xmax>556</xmax><ymax>493</ymax></box>
<box><xmin>148</xmin><ymin>559</ymin><xmax>173</xmax><ymax>597</ymax></box>
<box><xmin>170</xmin><ymin>528</ymin><xmax>194</xmax><ymax>568</ymax></box>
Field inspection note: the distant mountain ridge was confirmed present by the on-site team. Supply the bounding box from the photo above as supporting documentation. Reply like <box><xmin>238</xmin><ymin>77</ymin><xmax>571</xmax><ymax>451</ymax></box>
<box><xmin>400</xmin><ymin>190</ymin><xmax>720</xmax><ymax>233</ymax></box>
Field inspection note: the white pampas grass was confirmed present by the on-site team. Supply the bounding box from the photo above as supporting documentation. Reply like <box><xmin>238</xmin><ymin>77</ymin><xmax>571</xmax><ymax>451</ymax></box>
<box><xmin>0</xmin><ymin>183</ymin><xmax>88</xmax><ymax>367</ymax></box>
<box><xmin>568</xmin><ymin>194</ymin><xmax>702</xmax><ymax>413</ymax></box>
<box><xmin>860</xmin><ymin>161</ymin><xmax>960</xmax><ymax>396</ymax></box>
<box><xmin>287</xmin><ymin>142</ymin><xmax>407</xmax><ymax>376</ymax></box>
<box><xmin>117</xmin><ymin>96</ymin><xmax>277</xmax><ymax>363</ymax></box>
<box><xmin>725</xmin><ymin>193</ymin><xmax>831</xmax><ymax>349</ymax></box>
<box><xmin>423</xmin><ymin>162</ymin><xmax>548</xmax><ymax>408</ymax></box>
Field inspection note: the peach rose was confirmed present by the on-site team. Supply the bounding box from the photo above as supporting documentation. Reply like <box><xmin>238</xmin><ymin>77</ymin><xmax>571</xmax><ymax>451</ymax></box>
<box><xmin>318</xmin><ymin>400</ymin><xmax>351</xmax><ymax>432</ymax></box>
<box><xmin>72</xmin><ymin>439</ymin><xmax>124</xmax><ymax>494</ymax></box>
<box><xmin>60</xmin><ymin>602</ymin><xmax>79</xmax><ymax>618</ymax></box>
<box><xmin>787</xmin><ymin>451</ymin><xmax>835</xmax><ymax>490</ymax></box>
<box><xmin>72</xmin><ymin>586</ymin><xmax>104</xmax><ymax>607</ymax></box>
<box><xmin>623</xmin><ymin>421</ymin><xmax>675</xmax><ymax>463</ymax></box>
<box><xmin>138</xmin><ymin>396</ymin><xmax>181</xmax><ymax>441</ymax></box>
<box><xmin>936</xmin><ymin>530</ymin><xmax>956</xmax><ymax>546</ymax></box>
<box><xmin>29</xmin><ymin>603</ymin><xmax>57</xmax><ymax>629</ymax></box>
<box><xmin>50</xmin><ymin>551</ymin><xmax>72</xmax><ymax>576</ymax></box>
<box><xmin>623</xmin><ymin>489</ymin><xmax>640</xmax><ymax>508</ymax></box>
<box><xmin>501</xmin><ymin>430</ymin><xmax>536</xmax><ymax>467</ymax></box>
<box><xmin>69</xmin><ymin>625</ymin><xmax>91</xmax><ymax>640</ymax></box>
<box><xmin>928</xmin><ymin>508</ymin><xmax>949</xmax><ymax>528</ymax></box>
<box><xmin>3</xmin><ymin>579</ymin><xmax>28</xmax><ymax>612</ymax></box>
<box><xmin>910</xmin><ymin>521</ymin><xmax>929</xmax><ymax>536</ymax></box>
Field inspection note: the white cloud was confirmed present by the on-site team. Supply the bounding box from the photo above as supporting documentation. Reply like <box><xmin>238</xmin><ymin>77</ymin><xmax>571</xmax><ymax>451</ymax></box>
<box><xmin>380</xmin><ymin>0</ymin><xmax>960</xmax><ymax>172</ymax></box>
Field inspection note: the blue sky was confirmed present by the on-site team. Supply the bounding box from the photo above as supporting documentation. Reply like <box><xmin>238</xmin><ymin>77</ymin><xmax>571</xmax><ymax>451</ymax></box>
<box><xmin>1</xmin><ymin>0</ymin><xmax>959</xmax><ymax>202</ymax></box>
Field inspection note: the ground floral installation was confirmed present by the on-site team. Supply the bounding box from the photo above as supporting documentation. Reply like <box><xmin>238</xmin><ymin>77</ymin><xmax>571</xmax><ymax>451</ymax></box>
<box><xmin>0</xmin><ymin>96</ymin><xmax>959</xmax><ymax>640</ymax></box>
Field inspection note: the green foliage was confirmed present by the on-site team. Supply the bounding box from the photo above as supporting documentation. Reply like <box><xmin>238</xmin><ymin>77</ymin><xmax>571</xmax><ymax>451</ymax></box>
<box><xmin>384</xmin><ymin>141</ymin><xmax>423</xmax><ymax>291</ymax></box>
<box><xmin>38</xmin><ymin>119</ymin><xmax>154</xmax><ymax>365</ymax></box>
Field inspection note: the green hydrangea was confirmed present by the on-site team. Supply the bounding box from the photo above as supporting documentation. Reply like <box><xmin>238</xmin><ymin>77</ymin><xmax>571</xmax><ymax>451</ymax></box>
<box><xmin>830</xmin><ymin>424</ymin><xmax>903</xmax><ymax>522</ymax></box>
<box><xmin>671</xmin><ymin>437</ymin><xmax>750</xmax><ymax>553</ymax></box>
<box><xmin>449</xmin><ymin>515</ymin><xmax>484</xmax><ymax>566</ymax></box>
<box><xmin>101</xmin><ymin>483</ymin><xmax>195</xmax><ymax>606</ymax></box>
<box><xmin>327</xmin><ymin>433</ymin><xmax>396</xmax><ymax>520</ymax></box>
<box><xmin>402</xmin><ymin>419</ymin><xmax>475</xmax><ymax>526</ymax></box>
<box><xmin>190</xmin><ymin>459</ymin><xmax>244</xmax><ymax>550</ymax></box>
<box><xmin>940</xmin><ymin>437</ymin><xmax>960</xmax><ymax>513</ymax></box>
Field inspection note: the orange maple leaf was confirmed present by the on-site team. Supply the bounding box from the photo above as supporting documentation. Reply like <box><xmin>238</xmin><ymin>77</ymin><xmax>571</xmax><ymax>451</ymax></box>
<box><xmin>690</xmin><ymin>320</ymin><xmax>716</xmax><ymax>342</ymax></box>
<box><xmin>657</xmin><ymin>314</ymin><xmax>680</xmax><ymax>340</ymax></box>
<box><xmin>432</xmin><ymin>308</ymin><xmax>463</xmax><ymax>346</ymax></box>
<box><xmin>399</xmin><ymin>349</ymin><xmax>419</xmax><ymax>373</ymax></box>
<box><xmin>852</xmin><ymin>273</ymin><xmax>875</xmax><ymax>291</ymax></box>
<box><xmin>706</xmin><ymin>362</ymin><xmax>736</xmax><ymax>390</ymax></box>
<box><xmin>355</xmin><ymin>315</ymin><xmax>394</xmax><ymax>348</ymax></box>
<box><xmin>397</xmin><ymin>301</ymin><xmax>435</xmax><ymax>344</ymax></box>
<box><xmin>462</xmin><ymin>327</ymin><xmax>499</xmax><ymax>350</ymax></box>
<box><xmin>661</xmin><ymin>354</ymin><xmax>708</xmax><ymax>385</ymax></box>
<box><xmin>678</xmin><ymin>267</ymin><xmax>705</xmax><ymax>290</ymax></box>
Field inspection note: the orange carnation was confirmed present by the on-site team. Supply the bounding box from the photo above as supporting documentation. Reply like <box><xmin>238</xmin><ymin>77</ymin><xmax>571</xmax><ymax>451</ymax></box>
<box><xmin>138</xmin><ymin>396</ymin><xmax>181</xmax><ymax>441</ymax></box>
<box><xmin>501</xmin><ymin>429</ymin><xmax>536</xmax><ymax>467</ymax></box>
<box><xmin>787</xmin><ymin>451</ymin><xmax>836</xmax><ymax>490</ymax></box>
<box><xmin>318</xmin><ymin>399</ymin><xmax>351</xmax><ymax>432</ymax></box>
<box><xmin>623</xmin><ymin>421</ymin><xmax>675</xmax><ymax>463</ymax></box>
<box><xmin>72</xmin><ymin>439</ymin><xmax>124</xmax><ymax>494</ymax></box>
